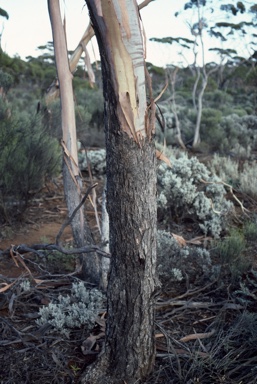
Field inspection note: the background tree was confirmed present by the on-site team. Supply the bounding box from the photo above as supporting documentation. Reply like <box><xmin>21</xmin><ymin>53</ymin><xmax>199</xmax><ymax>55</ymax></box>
<box><xmin>80</xmin><ymin>0</ymin><xmax>158</xmax><ymax>382</ymax></box>
<box><xmin>0</xmin><ymin>7</ymin><xmax>9</xmax><ymax>50</ymax></box>
<box><xmin>48</xmin><ymin>0</ymin><xmax>83</xmax><ymax>246</ymax></box>
<box><xmin>150</xmin><ymin>0</ymin><xmax>257</xmax><ymax>148</ymax></box>
<box><xmin>48</xmin><ymin>0</ymin><xmax>100</xmax><ymax>284</ymax></box>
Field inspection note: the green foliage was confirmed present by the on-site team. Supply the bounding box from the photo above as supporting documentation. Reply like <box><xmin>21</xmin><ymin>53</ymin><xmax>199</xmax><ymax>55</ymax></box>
<box><xmin>214</xmin><ymin>229</ymin><xmax>250</xmax><ymax>280</ymax></box>
<box><xmin>205</xmin><ymin>90</ymin><xmax>233</xmax><ymax>108</ymax></box>
<box><xmin>220</xmin><ymin>3</ymin><xmax>245</xmax><ymax>15</ymax></box>
<box><xmin>215</xmin><ymin>229</ymin><xmax>245</xmax><ymax>264</ymax></box>
<box><xmin>0</xmin><ymin>103</ymin><xmax>61</xmax><ymax>222</ymax></box>
<box><xmin>200</xmin><ymin>108</ymin><xmax>222</xmax><ymax>147</ymax></box>
<box><xmin>0</xmin><ymin>7</ymin><xmax>9</xmax><ymax>19</ymax></box>
<box><xmin>74</xmin><ymin>87</ymin><xmax>104</xmax><ymax>146</ymax></box>
<box><xmin>209</xmin><ymin>114</ymin><xmax>257</xmax><ymax>155</ymax></box>
<box><xmin>146</xmin><ymin>62</ymin><xmax>165</xmax><ymax>76</ymax></box>
<box><xmin>243</xmin><ymin>220</ymin><xmax>257</xmax><ymax>241</ymax></box>
<box><xmin>0</xmin><ymin>70</ymin><xmax>13</xmax><ymax>93</ymax></box>
<box><xmin>150</xmin><ymin>36</ymin><xmax>194</xmax><ymax>49</ymax></box>
<box><xmin>245</xmin><ymin>67</ymin><xmax>257</xmax><ymax>88</ymax></box>
<box><xmin>42</xmin><ymin>249</ymin><xmax>76</xmax><ymax>273</ymax></box>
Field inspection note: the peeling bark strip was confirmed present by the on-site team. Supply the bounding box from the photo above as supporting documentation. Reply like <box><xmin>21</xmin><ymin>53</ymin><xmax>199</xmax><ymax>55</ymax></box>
<box><xmin>99</xmin><ymin>0</ymin><xmax>150</xmax><ymax>142</ymax></box>
<box><xmin>83</xmin><ymin>0</ymin><xmax>157</xmax><ymax>382</ymax></box>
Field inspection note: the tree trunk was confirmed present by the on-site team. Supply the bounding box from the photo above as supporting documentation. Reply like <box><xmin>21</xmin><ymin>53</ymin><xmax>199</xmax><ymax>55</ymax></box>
<box><xmin>167</xmin><ymin>67</ymin><xmax>186</xmax><ymax>150</ymax></box>
<box><xmin>106</xmin><ymin>132</ymin><xmax>157</xmax><ymax>381</ymax></box>
<box><xmin>48</xmin><ymin>0</ymin><xmax>100</xmax><ymax>285</ymax></box>
<box><xmin>81</xmin><ymin>0</ymin><xmax>158</xmax><ymax>382</ymax></box>
<box><xmin>48</xmin><ymin>0</ymin><xmax>83</xmax><ymax>247</ymax></box>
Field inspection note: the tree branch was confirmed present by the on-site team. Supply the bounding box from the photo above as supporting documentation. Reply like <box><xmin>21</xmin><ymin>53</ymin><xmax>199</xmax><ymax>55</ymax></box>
<box><xmin>55</xmin><ymin>183</ymin><xmax>98</xmax><ymax>245</ymax></box>
<box><xmin>0</xmin><ymin>242</ymin><xmax>111</xmax><ymax>259</ymax></box>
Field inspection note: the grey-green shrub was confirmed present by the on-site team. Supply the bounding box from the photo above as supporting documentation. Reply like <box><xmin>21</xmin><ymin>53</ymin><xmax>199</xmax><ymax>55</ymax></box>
<box><xmin>78</xmin><ymin>148</ymin><xmax>106</xmax><ymax>174</ymax></box>
<box><xmin>208</xmin><ymin>153</ymin><xmax>240</xmax><ymax>187</ymax></box>
<box><xmin>36</xmin><ymin>282</ymin><xmax>104</xmax><ymax>337</ymax></box>
<box><xmin>157</xmin><ymin>152</ymin><xmax>233</xmax><ymax>237</ymax></box>
<box><xmin>239</xmin><ymin>161</ymin><xmax>257</xmax><ymax>199</ymax></box>
<box><xmin>208</xmin><ymin>154</ymin><xmax>257</xmax><ymax>200</ymax></box>
<box><xmin>219</xmin><ymin>114</ymin><xmax>257</xmax><ymax>155</ymax></box>
<box><xmin>157</xmin><ymin>230</ymin><xmax>212</xmax><ymax>284</ymax></box>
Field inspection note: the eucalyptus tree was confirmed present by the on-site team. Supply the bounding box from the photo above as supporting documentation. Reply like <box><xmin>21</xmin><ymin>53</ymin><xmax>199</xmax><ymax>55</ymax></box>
<box><xmin>48</xmin><ymin>0</ymin><xmax>100</xmax><ymax>284</ymax></box>
<box><xmin>151</xmin><ymin>0</ymin><xmax>245</xmax><ymax>147</ymax></box>
<box><xmin>49</xmin><ymin>0</ymin><xmax>158</xmax><ymax>382</ymax></box>
<box><xmin>80</xmin><ymin>0</ymin><xmax>158</xmax><ymax>382</ymax></box>
<box><xmin>0</xmin><ymin>7</ymin><xmax>9</xmax><ymax>50</ymax></box>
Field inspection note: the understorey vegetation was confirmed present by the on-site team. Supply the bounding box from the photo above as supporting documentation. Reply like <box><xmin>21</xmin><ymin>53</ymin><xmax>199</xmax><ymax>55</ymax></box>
<box><xmin>1</xmin><ymin>25</ymin><xmax>257</xmax><ymax>382</ymax></box>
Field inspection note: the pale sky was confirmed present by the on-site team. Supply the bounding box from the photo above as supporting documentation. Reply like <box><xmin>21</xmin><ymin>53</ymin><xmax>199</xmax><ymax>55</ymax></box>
<box><xmin>0</xmin><ymin>1</ymin><xmax>251</xmax><ymax>67</ymax></box>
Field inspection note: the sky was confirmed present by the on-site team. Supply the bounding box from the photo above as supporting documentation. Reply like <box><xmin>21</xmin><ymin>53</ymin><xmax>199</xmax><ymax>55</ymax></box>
<box><xmin>0</xmin><ymin>1</ymin><xmax>252</xmax><ymax>68</ymax></box>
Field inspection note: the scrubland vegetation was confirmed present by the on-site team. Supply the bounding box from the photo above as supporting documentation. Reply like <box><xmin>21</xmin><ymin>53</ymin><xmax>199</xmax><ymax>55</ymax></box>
<box><xmin>1</xmin><ymin>18</ymin><xmax>257</xmax><ymax>382</ymax></box>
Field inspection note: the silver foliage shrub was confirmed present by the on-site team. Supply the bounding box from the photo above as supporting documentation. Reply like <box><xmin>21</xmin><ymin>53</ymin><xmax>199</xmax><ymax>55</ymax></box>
<box><xmin>36</xmin><ymin>282</ymin><xmax>104</xmax><ymax>337</ymax></box>
<box><xmin>157</xmin><ymin>230</ymin><xmax>212</xmax><ymax>284</ymax></box>
<box><xmin>157</xmin><ymin>152</ymin><xmax>233</xmax><ymax>238</ymax></box>
<box><xmin>208</xmin><ymin>153</ymin><xmax>240</xmax><ymax>186</ymax></box>
<box><xmin>209</xmin><ymin>154</ymin><xmax>257</xmax><ymax>200</ymax></box>
<box><xmin>219</xmin><ymin>114</ymin><xmax>257</xmax><ymax>155</ymax></box>
<box><xmin>78</xmin><ymin>148</ymin><xmax>106</xmax><ymax>174</ymax></box>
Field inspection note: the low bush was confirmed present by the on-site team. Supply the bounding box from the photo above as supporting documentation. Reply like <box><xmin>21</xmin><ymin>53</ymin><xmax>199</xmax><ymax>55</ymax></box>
<box><xmin>78</xmin><ymin>148</ymin><xmax>106</xmax><ymax>174</ymax></box>
<box><xmin>208</xmin><ymin>154</ymin><xmax>257</xmax><ymax>200</ymax></box>
<box><xmin>157</xmin><ymin>230</ymin><xmax>212</xmax><ymax>285</ymax></box>
<box><xmin>36</xmin><ymin>281</ymin><xmax>104</xmax><ymax>337</ymax></box>
<box><xmin>213</xmin><ymin>228</ymin><xmax>250</xmax><ymax>281</ymax></box>
<box><xmin>157</xmin><ymin>152</ymin><xmax>233</xmax><ymax>238</ymax></box>
<box><xmin>0</xmin><ymin>107</ymin><xmax>61</xmax><ymax>222</ymax></box>
<box><xmin>243</xmin><ymin>220</ymin><xmax>257</xmax><ymax>241</ymax></box>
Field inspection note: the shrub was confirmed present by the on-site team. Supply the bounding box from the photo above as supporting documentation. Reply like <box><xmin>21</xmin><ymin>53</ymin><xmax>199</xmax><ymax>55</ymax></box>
<box><xmin>200</xmin><ymin>108</ymin><xmax>223</xmax><ymax>149</ymax></box>
<box><xmin>157</xmin><ymin>152</ymin><xmax>233</xmax><ymax>238</ymax></box>
<box><xmin>208</xmin><ymin>154</ymin><xmax>257</xmax><ymax>200</ymax></box>
<box><xmin>75</xmin><ymin>87</ymin><xmax>105</xmax><ymax>147</ymax></box>
<box><xmin>239</xmin><ymin>161</ymin><xmax>257</xmax><ymax>199</ymax></box>
<box><xmin>208</xmin><ymin>153</ymin><xmax>240</xmax><ymax>188</ymax></box>
<box><xmin>157</xmin><ymin>230</ymin><xmax>212</xmax><ymax>284</ymax></box>
<box><xmin>215</xmin><ymin>229</ymin><xmax>246</xmax><ymax>265</ymax></box>
<box><xmin>243</xmin><ymin>220</ymin><xmax>257</xmax><ymax>241</ymax></box>
<box><xmin>204</xmin><ymin>89</ymin><xmax>233</xmax><ymax>109</ymax></box>
<box><xmin>78</xmin><ymin>148</ymin><xmax>106</xmax><ymax>174</ymax></box>
<box><xmin>214</xmin><ymin>229</ymin><xmax>249</xmax><ymax>280</ymax></box>
<box><xmin>0</xmin><ymin>69</ymin><xmax>14</xmax><ymax>94</ymax></box>
<box><xmin>0</xmin><ymin>108</ymin><xmax>61</xmax><ymax>222</ymax></box>
<box><xmin>219</xmin><ymin>114</ymin><xmax>257</xmax><ymax>155</ymax></box>
<box><xmin>36</xmin><ymin>282</ymin><xmax>104</xmax><ymax>337</ymax></box>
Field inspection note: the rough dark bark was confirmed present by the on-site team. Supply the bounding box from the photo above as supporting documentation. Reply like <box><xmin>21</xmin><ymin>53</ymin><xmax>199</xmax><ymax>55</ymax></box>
<box><xmin>81</xmin><ymin>1</ymin><xmax>158</xmax><ymax>383</ymax></box>
<box><xmin>81</xmin><ymin>120</ymin><xmax>157</xmax><ymax>384</ymax></box>
<box><xmin>105</xmin><ymin>131</ymin><xmax>157</xmax><ymax>380</ymax></box>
